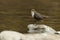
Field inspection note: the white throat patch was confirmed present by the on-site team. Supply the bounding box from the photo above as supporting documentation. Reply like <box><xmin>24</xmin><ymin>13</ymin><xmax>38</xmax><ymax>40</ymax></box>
<box><xmin>31</xmin><ymin>11</ymin><xmax>34</xmax><ymax>17</ymax></box>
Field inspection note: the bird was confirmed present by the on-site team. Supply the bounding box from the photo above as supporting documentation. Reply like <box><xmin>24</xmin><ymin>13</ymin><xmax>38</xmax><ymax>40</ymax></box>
<box><xmin>31</xmin><ymin>9</ymin><xmax>49</xmax><ymax>21</ymax></box>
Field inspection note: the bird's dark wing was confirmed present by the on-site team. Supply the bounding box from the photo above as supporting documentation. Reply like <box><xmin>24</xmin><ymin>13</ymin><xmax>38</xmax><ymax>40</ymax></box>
<box><xmin>34</xmin><ymin>11</ymin><xmax>44</xmax><ymax>19</ymax></box>
<box><xmin>35</xmin><ymin>11</ymin><xmax>48</xmax><ymax>18</ymax></box>
<box><xmin>34</xmin><ymin>13</ymin><xmax>44</xmax><ymax>20</ymax></box>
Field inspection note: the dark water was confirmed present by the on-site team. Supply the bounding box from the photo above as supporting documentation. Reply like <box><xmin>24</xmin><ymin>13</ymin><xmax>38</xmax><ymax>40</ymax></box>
<box><xmin>0</xmin><ymin>0</ymin><xmax>60</xmax><ymax>33</ymax></box>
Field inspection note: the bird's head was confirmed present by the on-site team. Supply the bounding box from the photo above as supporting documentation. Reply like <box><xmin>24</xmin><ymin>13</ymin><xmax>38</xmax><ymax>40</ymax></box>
<box><xmin>31</xmin><ymin>9</ymin><xmax>35</xmax><ymax>11</ymax></box>
<box><xmin>31</xmin><ymin>9</ymin><xmax>35</xmax><ymax>17</ymax></box>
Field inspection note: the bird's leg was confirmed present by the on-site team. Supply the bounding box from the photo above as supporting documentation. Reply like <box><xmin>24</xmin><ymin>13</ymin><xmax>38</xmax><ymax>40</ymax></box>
<box><xmin>32</xmin><ymin>20</ymin><xmax>37</xmax><ymax>24</ymax></box>
<box><xmin>36</xmin><ymin>20</ymin><xmax>44</xmax><ymax>24</ymax></box>
<box><xmin>35</xmin><ymin>20</ymin><xmax>39</xmax><ymax>24</ymax></box>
